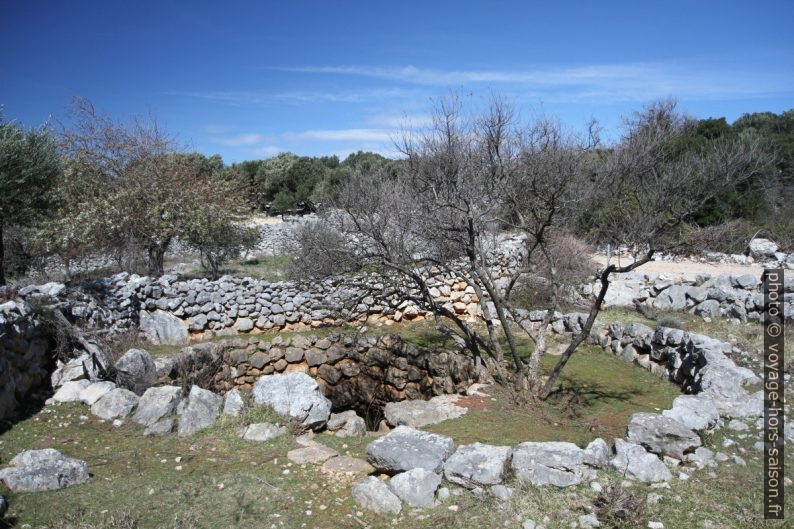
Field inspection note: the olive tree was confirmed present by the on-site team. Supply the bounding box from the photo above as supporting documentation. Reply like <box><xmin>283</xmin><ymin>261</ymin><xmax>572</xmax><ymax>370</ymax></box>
<box><xmin>56</xmin><ymin>98</ymin><xmax>250</xmax><ymax>276</ymax></box>
<box><xmin>0</xmin><ymin>113</ymin><xmax>61</xmax><ymax>285</ymax></box>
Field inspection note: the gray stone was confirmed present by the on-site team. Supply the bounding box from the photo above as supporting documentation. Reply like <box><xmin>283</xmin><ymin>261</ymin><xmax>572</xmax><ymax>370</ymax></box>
<box><xmin>749</xmin><ymin>238</ymin><xmax>778</xmax><ymax>258</ymax></box>
<box><xmin>241</xmin><ymin>423</ymin><xmax>287</xmax><ymax>442</ymax></box>
<box><xmin>223</xmin><ymin>388</ymin><xmax>245</xmax><ymax>417</ymax></box>
<box><xmin>662</xmin><ymin>395</ymin><xmax>719</xmax><ymax>432</ymax></box>
<box><xmin>490</xmin><ymin>484</ymin><xmax>514</xmax><ymax>501</ymax></box>
<box><xmin>139</xmin><ymin>310</ymin><xmax>188</xmax><ymax>346</ymax></box>
<box><xmin>734</xmin><ymin>274</ymin><xmax>757</xmax><ymax>289</ymax></box>
<box><xmin>234</xmin><ymin>317</ymin><xmax>254</xmax><ymax>332</ymax></box>
<box><xmin>91</xmin><ymin>388</ymin><xmax>139</xmax><ymax>420</ymax></box>
<box><xmin>287</xmin><ymin>444</ymin><xmax>339</xmax><ymax>464</ymax></box>
<box><xmin>384</xmin><ymin>395</ymin><xmax>467</xmax><ymax>428</ymax></box>
<box><xmin>0</xmin><ymin>449</ymin><xmax>89</xmax><ymax>492</ymax></box>
<box><xmin>583</xmin><ymin>438</ymin><xmax>610</xmax><ymax>468</ymax></box>
<box><xmin>52</xmin><ymin>380</ymin><xmax>91</xmax><ymax>403</ymax></box>
<box><xmin>511</xmin><ymin>442</ymin><xmax>595</xmax><ymax>487</ymax></box>
<box><xmin>78</xmin><ymin>381</ymin><xmax>116</xmax><ymax>406</ymax></box>
<box><xmin>579</xmin><ymin>513</ymin><xmax>601</xmax><ymax>528</ymax></box>
<box><xmin>143</xmin><ymin>418</ymin><xmax>174</xmax><ymax>436</ymax></box>
<box><xmin>443</xmin><ymin>442</ymin><xmax>512</xmax><ymax>488</ymax></box>
<box><xmin>652</xmin><ymin>285</ymin><xmax>688</xmax><ymax>311</ymax></box>
<box><xmin>692</xmin><ymin>299</ymin><xmax>720</xmax><ymax>319</ymax></box>
<box><xmin>611</xmin><ymin>438</ymin><xmax>672</xmax><ymax>482</ymax></box>
<box><xmin>352</xmin><ymin>476</ymin><xmax>402</xmax><ymax>515</ymax></box>
<box><xmin>177</xmin><ymin>385</ymin><xmax>222</xmax><ymax>436</ymax></box>
<box><xmin>388</xmin><ymin>468</ymin><xmax>441</xmax><ymax>508</ymax></box>
<box><xmin>327</xmin><ymin>410</ymin><xmax>367</xmax><ymax>437</ymax></box>
<box><xmin>114</xmin><ymin>348</ymin><xmax>157</xmax><ymax>395</ymax></box>
<box><xmin>627</xmin><ymin>413</ymin><xmax>701</xmax><ymax>459</ymax></box>
<box><xmin>366</xmin><ymin>425</ymin><xmax>455</xmax><ymax>474</ymax></box>
<box><xmin>251</xmin><ymin>372</ymin><xmax>332</xmax><ymax>430</ymax></box>
<box><xmin>188</xmin><ymin>314</ymin><xmax>208</xmax><ymax>331</ymax></box>
<box><xmin>132</xmin><ymin>385</ymin><xmax>182</xmax><ymax>427</ymax></box>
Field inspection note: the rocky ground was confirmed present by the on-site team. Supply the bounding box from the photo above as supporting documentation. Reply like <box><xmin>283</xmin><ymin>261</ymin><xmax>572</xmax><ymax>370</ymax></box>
<box><xmin>1</xmin><ymin>311</ymin><xmax>792</xmax><ymax>529</ymax></box>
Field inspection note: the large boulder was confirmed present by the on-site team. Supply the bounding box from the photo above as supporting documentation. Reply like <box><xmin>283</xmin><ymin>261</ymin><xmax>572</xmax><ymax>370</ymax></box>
<box><xmin>251</xmin><ymin>372</ymin><xmax>332</xmax><ymax>430</ymax></box>
<box><xmin>384</xmin><ymin>395</ymin><xmax>467</xmax><ymax>428</ymax></box>
<box><xmin>352</xmin><ymin>476</ymin><xmax>402</xmax><ymax>515</ymax></box>
<box><xmin>79</xmin><ymin>381</ymin><xmax>116</xmax><ymax>406</ymax></box>
<box><xmin>114</xmin><ymin>349</ymin><xmax>157</xmax><ymax>395</ymax></box>
<box><xmin>51</xmin><ymin>380</ymin><xmax>91</xmax><ymax>403</ymax></box>
<box><xmin>749</xmin><ymin>238</ymin><xmax>778</xmax><ymax>259</ymax></box>
<box><xmin>139</xmin><ymin>310</ymin><xmax>188</xmax><ymax>346</ymax></box>
<box><xmin>443</xmin><ymin>442</ymin><xmax>512</xmax><ymax>488</ymax></box>
<box><xmin>611</xmin><ymin>438</ymin><xmax>671</xmax><ymax>482</ymax></box>
<box><xmin>388</xmin><ymin>468</ymin><xmax>441</xmax><ymax>508</ymax></box>
<box><xmin>0</xmin><ymin>449</ymin><xmax>89</xmax><ymax>492</ymax></box>
<box><xmin>90</xmin><ymin>388</ymin><xmax>139</xmax><ymax>420</ymax></box>
<box><xmin>652</xmin><ymin>284</ymin><xmax>689</xmax><ymax>311</ymax></box>
<box><xmin>177</xmin><ymin>385</ymin><xmax>222</xmax><ymax>436</ymax></box>
<box><xmin>662</xmin><ymin>394</ymin><xmax>719</xmax><ymax>431</ymax></box>
<box><xmin>132</xmin><ymin>385</ymin><xmax>182</xmax><ymax>427</ymax></box>
<box><xmin>626</xmin><ymin>412</ymin><xmax>701</xmax><ymax>459</ymax></box>
<box><xmin>511</xmin><ymin>442</ymin><xmax>596</xmax><ymax>487</ymax></box>
<box><xmin>366</xmin><ymin>425</ymin><xmax>455</xmax><ymax>474</ymax></box>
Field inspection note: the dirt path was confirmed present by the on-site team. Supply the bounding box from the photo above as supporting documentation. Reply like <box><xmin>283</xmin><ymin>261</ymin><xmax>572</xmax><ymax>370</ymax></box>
<box><xmin>592</xmin><ymin>253</ymin><xmax>766</xmax><ymax>281</ymax></box>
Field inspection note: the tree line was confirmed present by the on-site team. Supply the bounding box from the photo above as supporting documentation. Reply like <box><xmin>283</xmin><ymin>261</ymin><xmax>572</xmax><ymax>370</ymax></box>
<box><xmin>0</xmin><ymin>97</ymin><xmax>791</xmax><ymax>286</ymax></box>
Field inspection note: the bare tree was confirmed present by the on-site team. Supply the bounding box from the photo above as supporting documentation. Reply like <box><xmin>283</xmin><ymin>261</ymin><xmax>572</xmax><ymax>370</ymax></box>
<box><xmin>296</xmin><ymin>96</ymin><xmax>771</xmax><ymax>400</ymax></box>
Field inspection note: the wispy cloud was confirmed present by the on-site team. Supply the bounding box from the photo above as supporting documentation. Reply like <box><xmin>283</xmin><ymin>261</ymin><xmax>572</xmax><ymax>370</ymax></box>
<box><xmin>211</xmin><ymin>133</ymin><xmax>267</xmax><ymax>146</ymax></box>
<box><xmin>284</xmin><ymin>128</ymin><xmax>395</xmax><ymax>142</ymax></box>
<box><xmin>283</xmin><ymin>62</ymin><xmax>794</xmax><ymax>102</ymax></box>
<box><xmin>168</xmin><ymin>87</ymin><xmax>418</xmax><ymax>106</ymax></box>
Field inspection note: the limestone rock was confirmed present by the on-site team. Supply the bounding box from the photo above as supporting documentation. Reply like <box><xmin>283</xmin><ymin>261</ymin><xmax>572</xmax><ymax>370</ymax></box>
<box><xmin>326</xmin><ymin>410</ymin><xmax>367</xmax><ymax>437</ymax></box>
<box><xmin>443</xmin><ymin>442</ymin><xmax>512</xmax><ymax>488</ymax></box>
<box><xmin>78</xmin><ymin>381</ymin><xmax>116</xmax><ymax>406</ymax></box>
<box><xmin>91</xmin><ymin>387</ymin><xmax>139</xmax><ymax>420</ymax></box>
<box><xmin>177</xmin><ymin>385</ymin><xmax>222</xmax><ymax>436</ymax></box>
<box><xmin>114</xmin><ymin>348</ymin><xmax>157</xmax><ymax>395</ymax></box>
<box><xmin>132</xmin><ymin>385</ymin><xmax>182</xmax><ymax>427</ymax></box>
<box><xmin>52</xmin><ymin>380</ymin><xmax>91</xmax><ymax>403</ymax></box>
<box><xmin>0</xmin><ymin>449</ymin><xmax>89</xmax><ymax>492</ymax></box>
<box><xmin>366</xmin><ymin>425</ymin><xmax>455</xmax><ymax>474</ymax></box>
<box><xmin>352</xmin><ymin>476</ymin><xmax>402</xmax><ymax>515</ymax></box>
<box><xmin>384</xmin><ymin>395</ymin><xmax>467</xmax><ymax>428</ymax></box>
<box><xmin>223</xmin><ymin>388</ymin><xmax>245</xmax><ymax>417</ymax></box>
<box><xmin>626</xmin><ymin>412</ymin><xmax>701</xmax><ymax>459</ymax></box>
<box><xmin>388</xmin><ymin>468</ymin><xmax>441</xmax><ymax>508</ymax></box>
<box><xmin>287</xmin><ymin>444</ymin><xmax>339</xmax><ymax>465</ymax></box>
<box><xmin>611</xmin><ymin>438</ymin><xmax>672</xmax><ymax>482</ymax></box>
<box><xmin>251</xmin><ymin>372</ymin><xmax>332</xmax><ymax>430</ymax></box>
<box><xmin>139</xmin><ymin>309</ymin><xmax>188</xmax><ymax>346</ymax></box>
<box><xmin>662</xmin><ymin>395</ymin><xmax>719</xmax><ymax>432</ymax></box>
<box><xmin>512</xmin><ymin>442</ymin><xmax>595</xmax><ymax>487</ymax></box>
<box><xmin>241</xmin><ymin>423</ymin><xmax>287</xmax><ymax>442</ymax></box>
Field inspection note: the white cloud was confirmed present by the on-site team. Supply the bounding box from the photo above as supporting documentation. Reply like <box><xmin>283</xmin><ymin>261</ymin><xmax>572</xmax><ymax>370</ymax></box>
<box><xmin>211</xmin><ymin>133</ymin><xmax>267</xmax><ymax>146</ymax></box>
<box><xmin>168</xmin><ymin>87</ymin><xmax>417</xmax><ymax>106</ymax></box>
<box><xmin>284</xmin><ymin>62</ymin><xmax>794</xmax><ymax>102</ymax></box>
<box><xmin>250</xmin><ymin>145</ymin><xmax>282</xmax><ymax>157</ymax></box>
<box><xmin>285</xmin><ymin>128</ymin><xmax>395</xmax><ymax>142</ymax></box>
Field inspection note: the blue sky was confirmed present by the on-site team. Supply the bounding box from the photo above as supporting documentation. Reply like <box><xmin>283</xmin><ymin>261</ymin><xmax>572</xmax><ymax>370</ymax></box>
<box><xmin>2</xmin><ymin>0</ymin><xmax>793</xmax><ymax>162</ymax></box>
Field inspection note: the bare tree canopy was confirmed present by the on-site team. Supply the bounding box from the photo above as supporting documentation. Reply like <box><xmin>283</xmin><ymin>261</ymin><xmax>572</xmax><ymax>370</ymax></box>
<box><xmin>294</xmin><ymin>96</ymin><xmax>773</xmax><ymax>400</ymax></box>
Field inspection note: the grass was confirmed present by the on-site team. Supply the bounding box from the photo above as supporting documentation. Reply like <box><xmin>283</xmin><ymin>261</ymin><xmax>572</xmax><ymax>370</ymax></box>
<box><xmin>181</xmin><ymin>254</ymin><xmax>294</xmax><ymax>282</ymax></box>
<box><xmin>2</xmin><ymin>317</ymin><xmax>791</xmax><ymax>528</ymax></box>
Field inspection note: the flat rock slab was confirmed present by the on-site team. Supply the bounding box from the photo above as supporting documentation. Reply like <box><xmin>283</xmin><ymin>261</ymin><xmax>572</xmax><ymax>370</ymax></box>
<box><xmin>0</xmin><ymin>449</ymin><xmax>89</xmax><ymax>492</ymax></box>
<box><xmin>443</xmin><ymin>442</ymin><xmax>512</xmax><ymax>488</ymax></box>
<box><xmin>384</xmin><ymin>395</ymin><xmax>467</xmax><ymax>428</ymax></box>
<box><xmin>91</xmin><ymin>388</ymin><xmax>139</xmax><ymax>420</ymax></box>
<box><xmin>626</xmin><ymin>412</ymin><xmax>701</xmax><ymax>459</ymax></box>
<box><xmin>177</xmin><ymin>385</ymin><xmax>222</xmax><ymax>436</ymax></box>
<box><xmin>662</xmin><ymin>395</ymin><xmax>719</xmax><ymax>432</ymax></box>
<box><xmin>79</xmin><ymin>381</ymin><xmax>116</xmax><ymax>406</ymax></box>
<box><xmin>52</xmin><ymin>380</ymin><xmax>91</xmax><ymax>403</ymax></box>
<box><xmin>511</xmin><ymin>441</ymin><xmax>595</xmax><ymax>487</ymax></box>
<box><xmin>242</xmin><ymin>423</ymin><xmax>287</xmax><ymax>442</ymax></box>
<box><xmin>321</xmin><ymin>456</ymin><xmax>374</xmax><ymax>476</ymax></box>
<box><xmin>223</xmin><ymin>389</ymin><xmax>245</xmax><ymax>417</ymax></box>
<box><xmin>133</xmin><ymin>385</ymin><xmax>182</xmax><ymax>427</ymax></box>
<box><xmin>388</xmin><ymin>468</ymin><xmax>441</xmax><ymax>508</ymax></box>
<box><xmin>288</xmin><ymin>444</ymin><xmax>339</xmax><ymax>465</ymax></box>
<box><xmin>611</xmin><ymin>438</ymin><xmax>672</xmax><ymax>482</ymax></box>
<box><xmin>251</xmin><ymin>372</ymin><xmax>332</xmax><ymax>430</ymax></box>
<box><xmin>366</xmin><ymin>425</ymin><xmax>455</xmax><ymax>474</ymax></box>
<box><xmin>352</xmin><ymin>476</ymin><xmax>402</xmax><ymax>515</ymax></box>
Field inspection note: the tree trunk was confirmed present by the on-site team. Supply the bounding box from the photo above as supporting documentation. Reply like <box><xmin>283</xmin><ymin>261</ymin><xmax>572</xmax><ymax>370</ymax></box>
<box><xmin>147</xmin><ymin>245</ymin><xmax>166</xmax><ymax>277</ymax></box>
<box><xmin>0</xmin><ymin>223</ymin><xmax>5</xmax><ymax>286</ymax></box>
